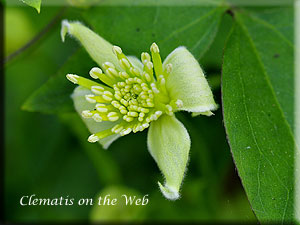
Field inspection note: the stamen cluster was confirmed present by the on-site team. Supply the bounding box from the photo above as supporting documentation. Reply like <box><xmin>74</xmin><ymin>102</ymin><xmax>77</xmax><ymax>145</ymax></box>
<box><xmin>67</xmin><ymin>43</ymin><xmax>183</xmax><ymax>142</ymax></box>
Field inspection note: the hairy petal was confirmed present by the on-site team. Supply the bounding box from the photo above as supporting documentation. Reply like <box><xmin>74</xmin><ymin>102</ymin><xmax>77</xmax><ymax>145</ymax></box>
<box><xmin>72</xmin><ymin>86</ymin><xmax>120</xmax><ymax>149</ymax></box>
<box><xmin>163</xmin><ymin>46</ymin><xmax>217</xmax><ymax>113</ymax></box>
<box><xmin>61</xmin><ymin>20</ymin><xmax>121</xmax><ymax>71</ymax></box>
<box><xmin>147</xmin><ymin>115</ymin><xmax>190</xmax><ymax>200</ymax></box>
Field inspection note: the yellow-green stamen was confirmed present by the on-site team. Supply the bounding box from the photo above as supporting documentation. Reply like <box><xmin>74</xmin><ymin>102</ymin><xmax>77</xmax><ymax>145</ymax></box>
<box><xmin>66</xmin><ymin>43</ymin><xmax>183</xmax><ymax>143</ymax></box>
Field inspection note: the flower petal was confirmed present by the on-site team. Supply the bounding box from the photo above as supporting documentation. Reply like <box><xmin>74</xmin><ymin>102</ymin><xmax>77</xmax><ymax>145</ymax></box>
<box><xmin>163</xmin><ymin>46</ymin><xmax>217</xmax><ymax>113</ymax></box>
<box><xmin>127</xmin><ymin>56</ymin><xmax>143</xmax><ymax>72</ymax></box>
<box><xmin>192</xmin><ymin>111</ymin><xmax>214</xmax><ymax>117</ymax></box>
<box><xmin>61</xmin><ymin>20</ymin><xmax>121</xmax><ymax>71</ymax></box>
<box><xmin>72</xmin><ymin>86</ymin><xmax>120</xmax><ymax>149</ymax></box>
<box><xmin>147</xmin><ymin>115</ymin><xmax>190</xmax><ymax>200</ymax></box>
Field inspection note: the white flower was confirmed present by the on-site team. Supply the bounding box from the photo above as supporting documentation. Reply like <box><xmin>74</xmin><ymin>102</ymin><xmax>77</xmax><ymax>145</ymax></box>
<box><xmin>62</xmin><ymin>20</ymin><xmax>217</xmax><ymax>200</ymax></box>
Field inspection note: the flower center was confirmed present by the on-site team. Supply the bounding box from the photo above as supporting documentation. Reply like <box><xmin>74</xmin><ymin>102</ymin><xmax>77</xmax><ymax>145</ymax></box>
<box><xmin>67</xmin><ymin>43</ymin><xmax>183</xmax><ymax>141</ymax></box>
<box><xmin>112</xmin><ymin>79</ymin><xmax>154</xmax><ymax>120</ymax></box>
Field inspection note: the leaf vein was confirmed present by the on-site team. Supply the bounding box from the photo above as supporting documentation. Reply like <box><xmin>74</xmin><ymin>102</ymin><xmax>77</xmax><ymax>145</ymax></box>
<box><xmin>236</xmin><ymin>17</ymin><xmax>295</xmax><ymax>149</ymax></box>
<box><xmin>236</xmin><ymin>22</ymin><xmax>291</xmax><ymax>221</ymax></box>
<box><xmin>160</xmin><ymin>7</ymin><xmax>219</xmax><ymax>44</ymax></box>
<box><xmin>191</xmin><ymin>17</ymin><xmax>219</xmax><ymax>59</ymax></box>
<box><xmin>246</xmin><ymin>12</ymin><xmax>293</xmax><ymax>48</ymax></box>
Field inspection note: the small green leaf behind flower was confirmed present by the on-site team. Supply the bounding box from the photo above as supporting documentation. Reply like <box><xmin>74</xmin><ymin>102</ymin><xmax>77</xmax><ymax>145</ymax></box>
<box><xmin>62</xmin><ymin>20</ymin><xmax>217</xmax><ymax>200</ymax></box>
<box><xmin>19</xmin><ymin>0</ymin><xmax>41</xmax><ymax>13</ymax></box>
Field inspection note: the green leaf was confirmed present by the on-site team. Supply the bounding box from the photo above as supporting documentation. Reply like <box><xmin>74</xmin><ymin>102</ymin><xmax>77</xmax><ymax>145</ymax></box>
<box><xmin>148</xmin><ymin>115</ymin><xmax>190</xmax><ymax>200</ymax></box>
<box><xmin>235</xmin><ymin>7</ymin><xmax>294</xmax><ymax>130</ymax></box>
<box><xmin>222</xmin><ymin>8</ymin><xmax>295</xmax><ymax>223</ymax></box>
<box><xmin>83</xmin><ymin>4</ymin><xmax>226</xmax><ymax>60</ymax></box>
<box><xmin>20</xmin><ymin>0</ymin><xmax>41</xmax><ymax>13</ymax></box>
<box><xmin>22</xmin><ymin>49</ymin><xmax>94</xmax><ymax>113</ymax></box>
<box><xmin>23</xmin><ymin>4</ymin><xmax>226</xmax><ymax>114</ymax></box>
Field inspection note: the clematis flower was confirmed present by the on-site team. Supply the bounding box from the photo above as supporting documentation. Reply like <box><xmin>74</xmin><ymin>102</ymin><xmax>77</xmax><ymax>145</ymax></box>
<box><xmin>61</xmin><ymin>20</ymin><xmax>217</xmax><ymax>200</ymax></box>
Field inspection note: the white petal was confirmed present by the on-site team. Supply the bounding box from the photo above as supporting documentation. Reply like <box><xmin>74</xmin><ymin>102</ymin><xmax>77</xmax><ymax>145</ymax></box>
<box><xmin>72</xmin><ymin>86</ymin><xmax>120</xmax><ymax>149</ymax></box>
<box><xmin>61</xmin><ymin>20</ymin><xmax>122</xmax><ymax>71</ymax></box>
<box><xmin>163</xmin><ymin>46</ymin><xmax>217</xmax><ymax>113</ymax></box>
<box><xmin>147</xmin><ymin>115</ymin><xmax>191</xmax><ymax>200</ymax></box>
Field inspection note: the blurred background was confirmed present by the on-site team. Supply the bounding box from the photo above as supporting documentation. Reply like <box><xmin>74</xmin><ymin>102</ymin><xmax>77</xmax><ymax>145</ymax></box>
<box><xmin>4</xmin><ymin>1</ymin><xmax>257</xmax><ymax>222</ymax></box>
